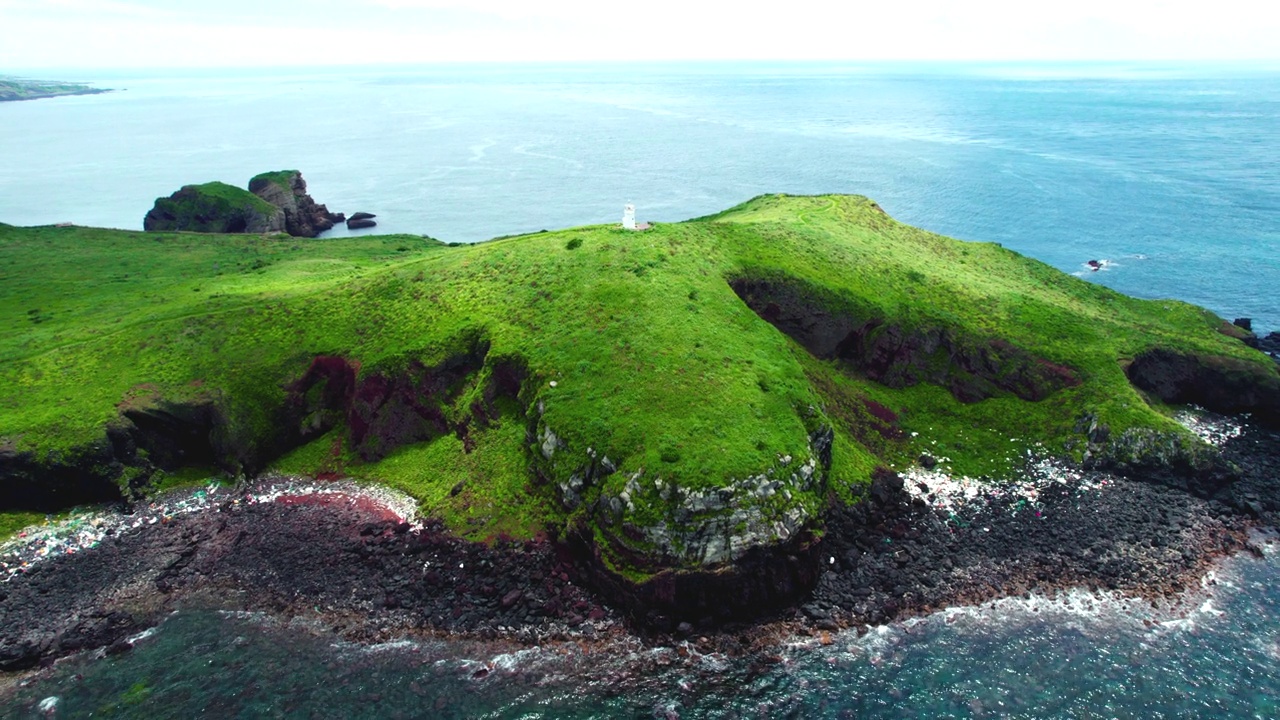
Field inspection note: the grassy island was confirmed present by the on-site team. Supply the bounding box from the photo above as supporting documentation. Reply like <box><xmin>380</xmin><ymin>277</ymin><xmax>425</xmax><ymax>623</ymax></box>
<box><xmin>2</xmin><ymin>195</ymin><xmax>1276</xmax><ymax>599</ymax></box>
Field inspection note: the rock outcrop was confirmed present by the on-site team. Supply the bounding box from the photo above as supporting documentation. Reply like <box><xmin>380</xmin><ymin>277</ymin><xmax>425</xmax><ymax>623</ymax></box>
<box><xmin>248</xmin><ymin>170</ymin><xmax>345</xmax><ymax>238</ymax></box>
<box><xmin>730</xmin><ymin>277</ymin><xmax>1080</xmax><ymax>403</ymax></box>
<box><xmin>143</xmin><ymin>172</ymin><xmax>343</xmax><ymax>237</ymax></box>
<box><xmin>347</xmin><ymin>212</ymin><xmax>377</xmax><ymax>230</ymax></box>
<box><xmin>143</xmin><ymin>182</ymin><xmax>285</xmax><ymax>234</ymax></box>
<box><xmin>1127</xmin><ymin>347</ymin><xmax>1280</xmax><ymax>425</ymax></box>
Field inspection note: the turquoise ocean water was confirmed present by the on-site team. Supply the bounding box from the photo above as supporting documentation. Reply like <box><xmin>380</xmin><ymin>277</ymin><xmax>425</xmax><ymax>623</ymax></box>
<box><xmin>2</xmin><ymin>63</ymin><xmax>1279</xmax><ymax>716</ymax></box>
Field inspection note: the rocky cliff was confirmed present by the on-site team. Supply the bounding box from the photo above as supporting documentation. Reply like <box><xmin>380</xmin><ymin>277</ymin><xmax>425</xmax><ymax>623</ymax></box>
<box><xmin>248</xmin><ymin>170</ymin><xmax>345</xmax><ymax>238</ymax></box>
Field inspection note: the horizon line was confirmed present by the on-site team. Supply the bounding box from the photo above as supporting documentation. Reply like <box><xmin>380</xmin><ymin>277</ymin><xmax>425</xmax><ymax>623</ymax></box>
<box><xmin>7</xmin><ymin>57</ymin><xmax>1280</xmax><ymax>74</ymax></box>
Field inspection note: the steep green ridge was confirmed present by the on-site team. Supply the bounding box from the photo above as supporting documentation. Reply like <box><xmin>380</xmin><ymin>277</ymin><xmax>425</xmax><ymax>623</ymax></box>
<box><xmin>2</xmin><ymin>195</ymin><xmax>1275</xmax><ymax>578</ymax></box>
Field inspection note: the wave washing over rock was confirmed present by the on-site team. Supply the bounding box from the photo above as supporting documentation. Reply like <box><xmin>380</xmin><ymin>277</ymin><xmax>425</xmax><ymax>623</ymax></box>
<box><xmin>1</xmin><ymin>415</ymin><xmax>1278</xmax><ymax>715</ymax></box>
<box><xmin>3</xmin><ymin>534</ymin><xmax>1277</xmax><ymax>718</ymax></box>
<box><xmin>0</xmin><ymin>476</ymin><xmax>620</xmax><ymax>672</ymax></box>
<box><xmin>0</xmin><ymin>478</ymin><xmax>417</xmax><ymax>581</ymax></box>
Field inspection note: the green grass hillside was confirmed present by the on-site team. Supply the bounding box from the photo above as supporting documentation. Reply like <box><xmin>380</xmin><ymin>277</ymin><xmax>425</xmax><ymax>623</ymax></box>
<box><xmin>1</xmin><ymin>195</ymin><xmax>1273</xmax><ymax>575</ymax></box>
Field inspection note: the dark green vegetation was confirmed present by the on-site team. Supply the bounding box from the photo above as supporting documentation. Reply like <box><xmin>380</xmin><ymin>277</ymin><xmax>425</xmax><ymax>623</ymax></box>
<box><xmin>0</xmin><ymin>76</ymin><xmax>110</xmax><ymax>102</ymax></box>
<box><xmin>143</xmin><ymin>182</ymin><xmax>284</xmax><ymax>234</ymax></box>
<box><xmin>2</xmin><ymin>195</ymin><xmax>1276</xmax><ymax>587</ymax></box>
<box><xmin>249</xmin><ymin>170</ymin><xmax>300</xmax><ymax>193</ymax></box>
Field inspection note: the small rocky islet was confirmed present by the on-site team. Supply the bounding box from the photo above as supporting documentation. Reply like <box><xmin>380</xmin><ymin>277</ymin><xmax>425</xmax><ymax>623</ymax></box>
<box><xmin>1</xmin><ymin>183</ymin><xmax>1279</xmax><ymax>671</ymax></box>
<box><xmin>142</xmin><ymin>171</ymin><xmax>361</xmax><ymax>237</ymax></box>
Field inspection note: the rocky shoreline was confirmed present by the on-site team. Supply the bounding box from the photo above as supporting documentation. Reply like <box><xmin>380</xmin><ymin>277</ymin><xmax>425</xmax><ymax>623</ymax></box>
<box><xmin>1</xmin><ymin>418</ymin><xmax>1277</xmax><ymax>674</ymax></box>
<box><xmin>0</xmin><ymin>480</ymin><xmax>618</xmax><ymax>672</ymax></box>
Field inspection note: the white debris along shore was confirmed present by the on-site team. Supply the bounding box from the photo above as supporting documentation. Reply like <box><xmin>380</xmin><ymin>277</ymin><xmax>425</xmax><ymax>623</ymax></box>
<box><xmin>0</xmin><ymin>477</ymin><xmax>418</xmax><ymax>581</ymax></box>
<box><xmin>904</xmin><ymin>408</ymin><xmax>1244</xmax><ymax>523</ymax></box>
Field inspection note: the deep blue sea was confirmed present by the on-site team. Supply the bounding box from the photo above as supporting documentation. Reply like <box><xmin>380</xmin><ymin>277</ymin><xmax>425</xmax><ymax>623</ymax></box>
<box><xmin>2</xmin><ymin>63</ymin><xmax>1279</xmax><ymax>716</ymax></box>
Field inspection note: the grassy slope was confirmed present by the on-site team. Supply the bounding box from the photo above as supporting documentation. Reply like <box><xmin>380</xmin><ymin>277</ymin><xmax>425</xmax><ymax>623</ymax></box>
<box><xmin>712</xmin><ymin>195</ymin><xmax>1255</xmax><ymax>478</ymax></box>
<box><xmin>1</xmin><ymin>195</ymin><xmax>1266</xmax><ymax>544</ymax></box>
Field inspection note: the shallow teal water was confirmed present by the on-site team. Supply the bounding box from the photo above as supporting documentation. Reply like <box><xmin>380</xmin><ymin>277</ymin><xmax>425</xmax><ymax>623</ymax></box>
<box><xmin>0</xmin><ymin>62</ymin><xmax>1277</xmax><ymax>330</ymax></box>
<box><xmin>4</xmin><ymin>544</ymin><xmax>1279</xmax><ymax>718</ymax></box>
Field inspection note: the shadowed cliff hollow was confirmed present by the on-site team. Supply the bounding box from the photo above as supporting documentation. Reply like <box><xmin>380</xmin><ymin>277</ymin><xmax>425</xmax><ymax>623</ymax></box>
<box><xmin>2</xmin><ymin>194</ymin><xmax>1277</xmax><ymax>620</ymax></box>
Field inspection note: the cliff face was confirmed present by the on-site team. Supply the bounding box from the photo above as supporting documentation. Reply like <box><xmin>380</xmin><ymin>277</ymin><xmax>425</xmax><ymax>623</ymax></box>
<box><xmin>729</xmin><ymin>278</ymin><xmax>1081</xmax><ymax>403</ymax></box>
<box><xmin>143</xmin><ymin>182</ymin><xmax>285</xmax><ymax>234</ymax></box>
<box><xmin>1127</xmin><ymin>348</ymin><xmax>1280</xmax><ymax>425</ymax></box>
<box><xmin>248</xmin><ymin>171</ymin><xmax>345</xmax><ymax>238</ymax></box>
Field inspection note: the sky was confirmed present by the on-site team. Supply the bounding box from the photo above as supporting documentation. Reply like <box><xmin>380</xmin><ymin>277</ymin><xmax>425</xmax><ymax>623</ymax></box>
<box><xmin>1</xmin><ymin>0</ymin><xmax>1279</xmax><ymax>69</ymax></box>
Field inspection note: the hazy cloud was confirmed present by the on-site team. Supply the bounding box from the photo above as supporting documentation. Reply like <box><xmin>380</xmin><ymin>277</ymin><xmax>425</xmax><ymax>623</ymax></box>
<box><xmin>1</xmin><ymin>0</ymin><xmax>1277</xmax><ymax>68</ymax></box>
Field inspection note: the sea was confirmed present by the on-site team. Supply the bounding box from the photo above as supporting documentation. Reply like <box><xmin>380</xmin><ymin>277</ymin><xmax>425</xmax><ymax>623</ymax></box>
<box><xmin>2</xmin><ymin>62</ymin><xmax>1279</xmax><ymax>716</ymax></box>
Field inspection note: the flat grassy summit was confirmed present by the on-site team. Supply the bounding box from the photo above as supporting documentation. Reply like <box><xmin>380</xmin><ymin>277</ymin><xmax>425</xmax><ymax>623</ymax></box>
<box><xmin>2</xmin><ymin>194</ymin><xmax>1276</xmax><ymax>609</ymax></box>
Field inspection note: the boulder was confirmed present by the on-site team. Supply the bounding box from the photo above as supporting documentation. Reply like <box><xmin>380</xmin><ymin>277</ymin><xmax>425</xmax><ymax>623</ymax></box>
<box><xmin>248</xmin><ymin>171</ymin><xmax>344</xmax><ymax>238</ymax></box>
<box><xmin>143</xmin><ymin>182</ymin><xmax>285</xmax><ymax>234</ymax></box>
<box><xmin>1257</xmin><ymin>331</ymin><xmax>1280</xmax><ymax>356</ymax></box>
<box><xmin>347</xmin><ymin>215</ymin><xmax>377</xmax><ymax>230</ymax></box>
<box><xmin>349</xmin><ymin>212</ymin><xmax>376</xmax><ymax>222</ymax></box>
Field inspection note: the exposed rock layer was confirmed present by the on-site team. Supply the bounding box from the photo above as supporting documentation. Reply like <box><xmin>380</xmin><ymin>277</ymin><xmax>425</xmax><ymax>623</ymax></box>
<box><xmin>1127</xmin><ymin>347</ymin><xmax>1280</xmax><ymax>426</ymax></box>
<box><xmin>0</xmin><ymin>346</ymin><xmax>522</xmax><ymax>511</ymax></box>
<box><xmin>3</xmin><ymin>423</ymin><xmax>1276</xmax><ymax>670</ymax></box>
<box><xmin>0</xmin><ymin>489</ymin><xmax>613</xmax><ymax>671</ymax></box>
<box><xmin>730</xmin><ymin>278</ymin><xmax>1079</xmax><ymax>402</ymax></box>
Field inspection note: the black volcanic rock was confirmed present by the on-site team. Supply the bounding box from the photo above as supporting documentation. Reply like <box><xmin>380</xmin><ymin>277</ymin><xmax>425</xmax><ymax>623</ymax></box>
<box><xmin>347</xmin><ymin>213</ymin><xmax>377</xmax><ymax>230</ymax></box>
<box><xmin>1127</xmin><ymin>347</ymin><xmax>1280</xmax><ymax>425</ymax></box>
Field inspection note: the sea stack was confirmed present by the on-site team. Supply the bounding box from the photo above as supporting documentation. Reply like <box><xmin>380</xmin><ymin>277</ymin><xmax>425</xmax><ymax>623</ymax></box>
<box><xmin>143</xmin><ymin>170</ymin><xmax>343</xmax><ymax>238</ymax></box>
<box><xmin>248</xmin><ymin>170</ymin><xmax>345</xmax><ymax>238</ymax></box>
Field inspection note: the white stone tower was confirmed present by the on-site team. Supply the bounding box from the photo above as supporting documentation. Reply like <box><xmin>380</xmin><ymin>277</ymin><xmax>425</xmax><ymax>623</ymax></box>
<box><xmin>622</xmin><ymin>203</ymin><xmax>636</xmax><ymax>231</ymax></box>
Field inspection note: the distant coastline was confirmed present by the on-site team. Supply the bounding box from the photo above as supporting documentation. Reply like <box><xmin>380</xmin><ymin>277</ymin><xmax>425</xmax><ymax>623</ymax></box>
<box><xmin>0</xmin><ymin>76</ymin><xmax>110</xmax><ymax>102</ymax></box>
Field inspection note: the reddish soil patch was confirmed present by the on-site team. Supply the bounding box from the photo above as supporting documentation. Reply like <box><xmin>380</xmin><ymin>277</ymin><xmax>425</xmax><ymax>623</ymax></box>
<box><xmin>274</xmin><ymin>492</ymin><xmax>403</xmax><ymax>523</ymax></box>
